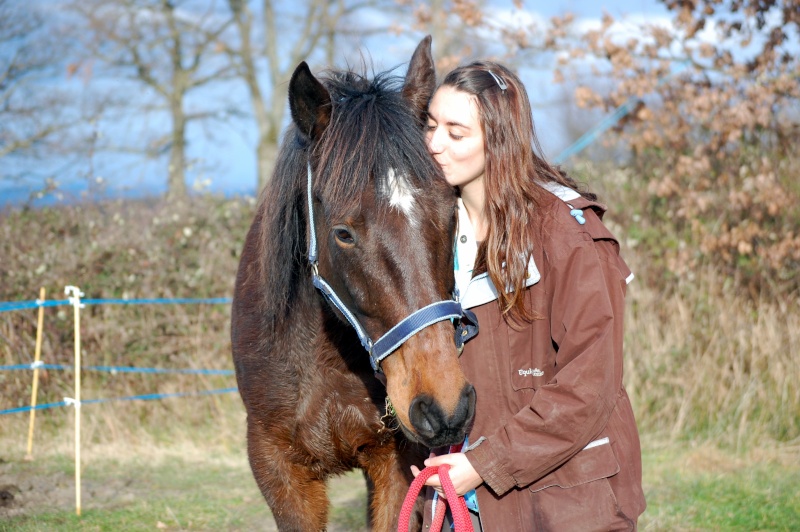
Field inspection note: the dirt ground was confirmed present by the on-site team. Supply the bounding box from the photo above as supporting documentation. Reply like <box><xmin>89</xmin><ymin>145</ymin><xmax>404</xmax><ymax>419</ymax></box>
<box><xmin>0</xmin><ymin>456</ymin><xmax>142</xmax><ymax>520</ymax></box>
<box><xmin>0</xmin><ymin>450</ymin><xmax>369</xmax><ymax>530</ymax></box>
<box><xmin>0</xmin><ymin>406</ymin><xmax>371</xmax><ymax>530</ymax></box>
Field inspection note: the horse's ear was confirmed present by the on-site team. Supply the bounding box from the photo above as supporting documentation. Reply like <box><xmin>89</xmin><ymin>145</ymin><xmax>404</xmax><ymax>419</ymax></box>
<box><xmin>401</xmin><ymin>35</ymin><xmax>436</xmax><ymax>122</ymax></box>
<box><xmin>289</xmin><ymin>61</ymin><xmax>332</xmax><ymax>141</ymax></box>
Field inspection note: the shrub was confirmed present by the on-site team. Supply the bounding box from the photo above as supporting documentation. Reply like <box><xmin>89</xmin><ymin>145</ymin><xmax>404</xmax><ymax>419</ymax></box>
<box><xmin>549</xmin><ymin>4</ymin><xmax>800</xmax><ymax>299</ymax></box>
<box><xmin>0</xmin><ymin>195</ymin><xmax>255</xmax><ymax>428</ymax></box>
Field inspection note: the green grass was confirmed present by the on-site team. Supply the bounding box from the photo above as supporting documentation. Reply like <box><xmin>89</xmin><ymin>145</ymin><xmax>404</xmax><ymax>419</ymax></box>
<box><xmin>674</xmin><ymin>473</ymin><xmax>798</xmax><ymax>529</ymax></box>
<box><xmin>2</xmin><ymin>435</ymin><xmax>798</xmax><ymax>531</ymax></box>
<box><xmin>639</xmin><ymin>441</ymin><xmax>800</xmax><ymax>530</ymax></box>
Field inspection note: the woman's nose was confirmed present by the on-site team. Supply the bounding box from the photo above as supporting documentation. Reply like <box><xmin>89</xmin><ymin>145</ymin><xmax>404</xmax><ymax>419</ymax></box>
<box><xmin>427</xmin><ymin>129</ymin><xmax>443</xmax><ymax>154</ymax></box>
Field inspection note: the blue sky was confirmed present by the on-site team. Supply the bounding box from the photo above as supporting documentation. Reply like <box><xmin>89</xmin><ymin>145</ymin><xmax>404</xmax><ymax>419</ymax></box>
<box><xmin>220</xmin><ymin>0</ymin><xmax>676</xmax><ymax>197</ymax></box>
<box><xmin>1</xmin><ymin>0</ymin><xmax>677</xmax><ymax>207</ymax></box>
<box><xmin>545</xmin><ymin>0</ymin><xmax>669</xmax><ymax>18</ymax></box>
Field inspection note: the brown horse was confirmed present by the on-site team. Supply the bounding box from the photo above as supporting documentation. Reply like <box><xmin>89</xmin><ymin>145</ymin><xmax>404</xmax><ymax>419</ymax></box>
<box><xmin>231</xmin><ymin>37</ymin><xmax>475</xmax><ymax>531</ymax></box>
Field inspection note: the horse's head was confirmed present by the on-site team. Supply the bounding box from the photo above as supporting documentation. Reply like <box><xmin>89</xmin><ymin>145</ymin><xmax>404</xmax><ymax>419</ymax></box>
<box><xmin>287</xmin><ymin>37</ymin><xmax>475</xmax><ymax>448</ymax></box>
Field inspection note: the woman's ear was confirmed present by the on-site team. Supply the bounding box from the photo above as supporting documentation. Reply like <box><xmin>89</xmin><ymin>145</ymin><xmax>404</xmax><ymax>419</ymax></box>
<box><xmin>401</xmin><ymin>35</ymin><xmax>436</xmax><ymax>124</ymax></box>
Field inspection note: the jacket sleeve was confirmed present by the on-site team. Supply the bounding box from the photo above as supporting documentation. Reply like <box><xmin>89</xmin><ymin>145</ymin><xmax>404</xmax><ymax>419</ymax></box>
<box><xmin>466</xmin><ymin>207</ymin><xmax>630</xmax><ymax>495</ymax></box>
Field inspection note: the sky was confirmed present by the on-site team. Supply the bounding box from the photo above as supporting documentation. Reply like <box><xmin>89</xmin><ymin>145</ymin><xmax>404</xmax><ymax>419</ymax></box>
<box><xmin>529</xmin><ymin>0</ymin><xmax>668</xmax><ymax>19</ymax></box>
<box><xmin>1</xmin><ymin>0</ymin><xmax>677</xmax><ymax>208</ymax></box>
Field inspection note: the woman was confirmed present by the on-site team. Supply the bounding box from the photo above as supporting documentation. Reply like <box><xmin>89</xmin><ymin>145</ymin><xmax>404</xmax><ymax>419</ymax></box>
<box><xmin>410</xmin><ymin>61</ymin><xmax>646</xmax><ymax>530</ymax></box>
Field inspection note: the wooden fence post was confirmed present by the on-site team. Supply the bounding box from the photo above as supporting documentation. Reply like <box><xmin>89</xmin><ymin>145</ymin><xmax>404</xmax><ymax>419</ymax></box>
<box><xmin>65</xmin><ymin>285</ymin><xmax>84</xmax><ymax>517</ymax></box>
<box><xmin>25</xmin><ymin>287</ymin><xmax>46</xmax><ymax>461</ymax></box>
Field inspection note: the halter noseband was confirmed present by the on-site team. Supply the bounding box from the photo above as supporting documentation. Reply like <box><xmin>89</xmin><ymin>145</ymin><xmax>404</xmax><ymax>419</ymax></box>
<box><xmin>306</xmin><ymin>162</ymin><xmax>478</xmax><ymax>372</ymax></box>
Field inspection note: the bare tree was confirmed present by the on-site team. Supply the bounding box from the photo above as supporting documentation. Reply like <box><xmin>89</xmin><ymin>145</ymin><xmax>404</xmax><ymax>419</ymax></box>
<box><xmin>74</xmin><ymin>0</ymin><xmax>238</xmax><ymax>200</ymax></box>
<box><xmin>385</xmin><ymin>0</ymin><xmax>502</xmax><ymax>72</ymax></box>
<box><xmin>0</xmin><ymin>1</ymin><xmax>80</xmax><ymax>186</ymax></box>
<box><xmin>224</xmin><ymin>0</ymin><xmax>418</xmax><ymax>192</ymax></box>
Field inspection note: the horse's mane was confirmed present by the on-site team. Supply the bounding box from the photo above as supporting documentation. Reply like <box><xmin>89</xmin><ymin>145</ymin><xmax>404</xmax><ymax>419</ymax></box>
<box><xmin>255</xmin><ymin>67</ymin><xmax>443</xmax><ymax>324</ymax></box>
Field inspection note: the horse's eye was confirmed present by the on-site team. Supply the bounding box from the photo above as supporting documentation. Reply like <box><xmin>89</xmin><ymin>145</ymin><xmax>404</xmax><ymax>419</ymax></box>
<box><xmin>333</xmin><ymin>226</ymin><xmax>356</xmax><ymax>246</ymax></box>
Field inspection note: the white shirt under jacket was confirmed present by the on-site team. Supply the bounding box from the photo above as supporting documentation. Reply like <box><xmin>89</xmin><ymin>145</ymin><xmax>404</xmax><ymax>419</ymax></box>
<box><xmin>454</xmin><ymin>182</ymin><xmax>582</xmax><ymax>309</ymax></box>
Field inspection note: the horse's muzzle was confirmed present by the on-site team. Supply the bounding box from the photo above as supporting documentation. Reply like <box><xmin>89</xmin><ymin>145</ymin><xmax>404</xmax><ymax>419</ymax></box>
<box><xmin>407</xmin><ymin>383</ymin><xmax>476</xmax><ymax>448</ymax></box>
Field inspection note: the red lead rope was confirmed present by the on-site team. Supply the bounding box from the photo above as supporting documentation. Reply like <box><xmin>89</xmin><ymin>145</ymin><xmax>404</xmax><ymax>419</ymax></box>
<box><xmin>397</xmin><ymin>463</ymin><xmax>474</xmax><ymax>532</ymax></box>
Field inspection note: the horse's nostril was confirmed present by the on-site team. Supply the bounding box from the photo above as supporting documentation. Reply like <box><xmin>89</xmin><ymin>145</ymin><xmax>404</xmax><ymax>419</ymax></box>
<box><xmin>408</xmin><ymin>394</ymin><xmax>439</xmax><ymax>439</ymax></box>
<box><xmin>457</xmin><ymin>383</ymin><xmax>477</xmax><ymax>427</ymax></box>
<box><xmin>408</xmin><ymin>384</ymin><xmax>477</xmax><ymax>446</ymax></box>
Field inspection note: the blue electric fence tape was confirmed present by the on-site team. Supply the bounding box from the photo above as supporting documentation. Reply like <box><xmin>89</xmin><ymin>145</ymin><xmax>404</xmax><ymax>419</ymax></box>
<box><xmin>0</xmin><ymin>297</ymin><xmax>232</xmax><ymax>313</ymax></box>
<box><xmin>0</xmin><ymin>387</ymin><xmax>239</xmax><ymax>416</ymax></box>
<box><xmin>553</xmin><ymin>63</ymin><xmax>687</xmax><ymax>164</ymax></box>
<box><xmin>0</xmin><ymin>364</ymin><xmax>234</xmax><ymax>375</ymax></box>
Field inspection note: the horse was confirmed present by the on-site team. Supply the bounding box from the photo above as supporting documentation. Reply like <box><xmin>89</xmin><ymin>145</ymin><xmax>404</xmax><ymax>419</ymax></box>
<box><xmin>231</xmin><ymin>37</ymin><xmax>476</xmax><ymax>531</ymax></box>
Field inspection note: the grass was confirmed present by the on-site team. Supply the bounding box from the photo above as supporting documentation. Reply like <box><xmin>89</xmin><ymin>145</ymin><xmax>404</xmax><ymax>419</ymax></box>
<box><xmin>622</xmin><ymin>264</ymin><xmax>800</xmax><ymax>447</ymax></box>
<box><xmin>640</xmin><ymin>438</ymin><xmax>800</xmax><ymax>530</ymax></box>
<box><xmin>0</xmin><ymin>402</ymin><xmax>368</xmax><ymax>531</ymax></box>
<box><xmin>1</xmin><ymin>455</ymin><xmax>276</xmax><ymax>531</ymax></box>
<box><xmin>2</xmin><ymin>410</ymin><xmax>799</xmax><ymax>531</ymax></box>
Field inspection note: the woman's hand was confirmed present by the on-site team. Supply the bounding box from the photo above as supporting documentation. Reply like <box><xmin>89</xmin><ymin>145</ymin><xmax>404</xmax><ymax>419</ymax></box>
<box><xmin>410</xmin><ymin>452</ymin><xmax>483</xmax><ymax>498</ymax></box>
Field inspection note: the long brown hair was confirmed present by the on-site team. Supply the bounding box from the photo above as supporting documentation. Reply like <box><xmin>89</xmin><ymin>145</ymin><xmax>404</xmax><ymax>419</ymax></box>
<box><xmin>441</xmin><ymin>61</ymin><xmax>595</xmax><ymax>322</ymax></box>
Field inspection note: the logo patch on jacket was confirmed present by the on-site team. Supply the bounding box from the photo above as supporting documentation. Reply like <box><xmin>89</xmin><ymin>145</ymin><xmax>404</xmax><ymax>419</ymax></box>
<box><xmin>518</xmin><ymin>367</ymin><xmax>544</xmax><ymax>377</ymax></box>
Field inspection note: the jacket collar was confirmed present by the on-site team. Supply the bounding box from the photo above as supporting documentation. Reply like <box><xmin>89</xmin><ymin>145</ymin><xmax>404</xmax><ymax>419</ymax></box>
<box><xmin>454</xmin><ymin>198</ymin><xmax>541</xmax><ymax>309</ymax></box>
<box><xmin>541</xmin><ymin>181</ymin><xmax>609</xmax><ymax>220</ymax></box>
<box><xmin>539</xmin><ymin>180</ymin><xmax>581</xmax><ymax>202</ymax></box>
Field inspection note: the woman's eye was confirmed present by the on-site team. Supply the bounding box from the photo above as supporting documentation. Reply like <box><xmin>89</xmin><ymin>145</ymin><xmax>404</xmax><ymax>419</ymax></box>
<box><xmin>450</xmin><ymin>133</ymin><xmax>463</xmax><ymax>140</ymax></box>
<box><xmin>334</xmin><ymin>227</ymin><xmax>355</xmax><ymax>245</ymax></box>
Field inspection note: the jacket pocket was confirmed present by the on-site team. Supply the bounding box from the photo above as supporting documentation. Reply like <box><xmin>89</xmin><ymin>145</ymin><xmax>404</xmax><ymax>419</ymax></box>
<box><xmin>528</xmin><ymin>437</ymin><xmax>620</xmax><ymax>492</ymax></box>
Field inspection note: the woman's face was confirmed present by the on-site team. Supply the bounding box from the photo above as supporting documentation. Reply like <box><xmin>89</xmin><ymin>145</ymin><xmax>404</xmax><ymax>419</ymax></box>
<box><xmin>426</xmin><ymin>85</ymin><xmax>486</xmax><ymax>192</ymax></box>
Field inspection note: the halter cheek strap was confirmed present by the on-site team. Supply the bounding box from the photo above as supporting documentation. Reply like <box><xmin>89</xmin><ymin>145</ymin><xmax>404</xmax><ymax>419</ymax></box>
<box><xmin>306</xmin><ymin>162</ymin><xmax>374</xmax><ymax>353</ymax></box>
<box><xmin>305</xmin><ymin>162</ymin><xmax>478</xmax><ymax>372</ymax></box>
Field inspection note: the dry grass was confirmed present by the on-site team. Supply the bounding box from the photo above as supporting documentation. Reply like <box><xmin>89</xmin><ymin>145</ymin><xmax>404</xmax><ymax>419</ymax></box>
<box><xmin>570</xmin><ymin>158</ymin><xmax>800</xmax><ymax>448</ymax></box>
<box><xmin>621</xmin><ymin>226</ymin><xmax>800</xmax><ymax>449</ymax></box>
<box><xmin>0</xmin><ymin>392</ymin><xmax>246</xmax><ymax>464</ymax></box>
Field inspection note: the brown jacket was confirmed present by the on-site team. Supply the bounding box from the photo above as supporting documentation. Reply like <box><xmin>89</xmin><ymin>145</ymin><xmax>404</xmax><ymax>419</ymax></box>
<box><xmin>424</xmin><ymin>189</ymin><xmax>646</xmax><ymax>531</ymax></box>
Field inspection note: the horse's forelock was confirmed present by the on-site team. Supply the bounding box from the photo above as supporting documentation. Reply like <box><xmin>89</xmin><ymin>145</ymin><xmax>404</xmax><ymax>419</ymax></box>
<box><xmin>313</xmin><ymin>70</ymin><xmax>441</xmax><ymax>219</ymax></box>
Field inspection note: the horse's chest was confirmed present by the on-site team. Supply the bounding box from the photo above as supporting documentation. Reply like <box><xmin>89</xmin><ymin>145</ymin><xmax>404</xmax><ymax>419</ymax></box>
<box><xmin>294</xmin><ymin>374</ymin><xmax>385</xmax><ymax>464</ymax></box>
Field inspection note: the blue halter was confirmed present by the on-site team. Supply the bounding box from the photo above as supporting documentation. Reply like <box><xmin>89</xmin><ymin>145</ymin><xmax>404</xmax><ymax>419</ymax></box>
<box><xmin>306</xmin><ymin>163</ymin><xmax>478</xmax><ymax>372</ymax></box>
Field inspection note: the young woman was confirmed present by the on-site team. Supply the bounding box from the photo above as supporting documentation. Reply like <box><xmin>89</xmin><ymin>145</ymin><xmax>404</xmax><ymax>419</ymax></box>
<box><xmin>410</xmin><ymin>61</ymin><xmax>646</xmax><ymax>530</ymax></box>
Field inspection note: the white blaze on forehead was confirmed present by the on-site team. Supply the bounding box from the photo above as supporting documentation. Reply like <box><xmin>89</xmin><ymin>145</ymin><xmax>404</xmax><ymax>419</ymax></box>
<box><xmin>385</xmin><ymin>168</ymin><xmax>418</xmax><ymax>224</ymax></box>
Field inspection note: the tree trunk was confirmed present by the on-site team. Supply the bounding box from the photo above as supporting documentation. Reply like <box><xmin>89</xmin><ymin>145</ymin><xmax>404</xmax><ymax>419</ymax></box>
<box><xmin>255</xmin><ymin>76</ymin><xmax>288</xmax><ymax>193</ymax></box>
<box><xmin>256</xmin><ymin>138</ymin><xmax>277</xmax><ymax>193</ymax></box>
<box><xmin>167</xmin><ymin>96</ymin><xmax>187</xmax><ymax>200</ymax></box>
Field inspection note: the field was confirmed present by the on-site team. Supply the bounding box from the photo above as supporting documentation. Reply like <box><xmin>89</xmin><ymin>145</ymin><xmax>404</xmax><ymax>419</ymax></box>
<box><xmin>1</xmin><ymin>401</ymin><xmax>799</xmax><ymax>531</ymax></box>
<box><xmin>1</xmin><ymin>181</ymin><xmax>799</xmax><ymax>530</ymax></box>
